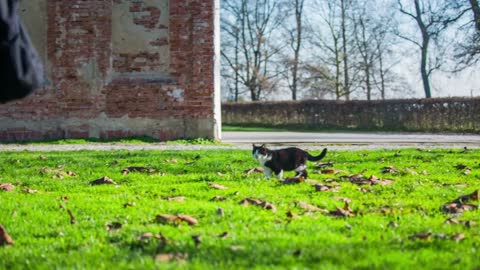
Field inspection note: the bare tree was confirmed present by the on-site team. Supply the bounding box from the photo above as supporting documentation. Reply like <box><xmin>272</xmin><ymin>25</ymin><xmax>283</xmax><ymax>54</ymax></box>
<box><xmin>221</xmin><ymin>8</ymin><xmax>242</xmax><ymax>101</ymax></box>
<box><xmin>397</xmin><ymin>0</ymin><xmax>469</xmax><ymax>98</ymax></box>
<box><xmin>340</xmin><ymin>0</ymin><xmax>352</xmax><ymax>100</ymax></box>
<box><xmin>283</xmin><ymin>0</ymin><xmax>306</xmax><ymax>100</ymax></box>
<box><xmin>352</xmin><ymin>3</ymin><xmax>375</xmax><ymax>100</ymax></box>
<box><xmin>308</xmin><ymin>0</ymin><xmax>348</xmax><ymax>100</ymax></box>
<box><xmin>454</xmin><ymin>0</ymin><xmax>480</xmax><ymax>68</ymax></box>
<box><xmin>470</xmin><ymin>0</ymin><xmax>480</xmax><ymax>31</ymax></box>
<box><xmin>350</xmin><ymin>0</ymin><xmax>401</xmax><ymax>100</ymax></box>
<box><xmin>221</xmin><ymin>0</ymin><xmax>285</xmax><ymax>101</ymax></box>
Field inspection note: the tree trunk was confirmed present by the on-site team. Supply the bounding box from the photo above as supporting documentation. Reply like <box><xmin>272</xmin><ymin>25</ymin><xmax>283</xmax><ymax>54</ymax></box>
<box><xmin>341</xmin><ymin>0</ymin><xmax>350</xmax><ymax>100</ymax></box>
<box><xmin>334</xmin><ymin>37</ymin><xmax>341</xmax><ymax>100</ymax></box>
<box><xmin>420</xmin><ymin>38</ymin><xmax>432</xmax><ymax>98</ymax></box>
<box><xmin>413</xmin><ymin>0</ymin><xmax>432</xmax><ymax>98</ymax></box>
<box><xmin>234</xmin><ymin>27</ymin><xmax>240</xmax><ymax>102</ymax></box>
<box><xmin>378</xmin><ymin>46</ymin><xmax>386</xmax><ymax>100</ymax></box>
<box><xmin>470</xmin><ymin>0</ymin><xmax>480</xmax><ymax>32</ymax></box>
<box><xmin>365</xmin><ymin>63</ymin><xmax>372</xmax><ymax>100</ymax></box>
<box><xmin>290</xmin><ymin>0</ymin><xmax>304</xmax><ymax>101</ymax></box>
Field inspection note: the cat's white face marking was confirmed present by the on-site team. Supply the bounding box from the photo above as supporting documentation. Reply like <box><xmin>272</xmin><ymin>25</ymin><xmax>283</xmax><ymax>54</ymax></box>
<box><xmin>253</xmin><ymin>149</ymin><xmax>271</xmax><ymax>165</ymax></box>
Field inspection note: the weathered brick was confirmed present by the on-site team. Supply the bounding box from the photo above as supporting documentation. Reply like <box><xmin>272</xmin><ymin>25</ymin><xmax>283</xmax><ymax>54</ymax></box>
<box><xmin>0</xmin><ymin>0</ymin><xmax>217</xmax><ymax>142</ymax></box>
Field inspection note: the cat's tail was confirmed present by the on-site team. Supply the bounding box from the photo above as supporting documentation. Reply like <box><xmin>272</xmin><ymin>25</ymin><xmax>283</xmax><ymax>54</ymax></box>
<box><xmin>307</xmin><ymin>148</ymin><xmax>327</xmax><ymax>161</ymax></box>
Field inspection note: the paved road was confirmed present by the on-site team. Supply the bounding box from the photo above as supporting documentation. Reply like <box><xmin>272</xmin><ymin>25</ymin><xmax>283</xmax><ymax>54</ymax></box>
<box><xmin>0</xmin><ymin>131</ymin><xmax>479</xmax><ymax>152</ymax></box>
<box><xmin>222</xmin><ymin>131</ymin><xmax>480</xmax><ymax>145</ymax></box>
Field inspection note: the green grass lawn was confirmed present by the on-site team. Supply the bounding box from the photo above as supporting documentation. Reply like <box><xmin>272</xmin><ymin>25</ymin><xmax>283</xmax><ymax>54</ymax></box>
<box><xmin>0</xmin><ymin>148</ymin><xmax>479</xmax><ymax>269</ymax></box>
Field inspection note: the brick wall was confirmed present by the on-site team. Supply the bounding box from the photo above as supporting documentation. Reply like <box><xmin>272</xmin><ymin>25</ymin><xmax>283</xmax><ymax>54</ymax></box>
<box><xmin>222</xmin><ymin>98</ymin><xmax>480</xmax><ymax>132</ymax></box>
<box><xmin>0</xmin><ymin>0</ymin><xmax>219</xmax><ymax>142</ymax></box>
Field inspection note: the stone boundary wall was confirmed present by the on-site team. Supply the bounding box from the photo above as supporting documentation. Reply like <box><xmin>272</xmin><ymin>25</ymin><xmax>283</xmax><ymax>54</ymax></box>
<box><xmin>0</xmin><ymin>0</ymin><xmax>219</xmax><ymax>142</ymax></box>
<box><xmin>222</xmin><ymin>98</ymin><xmax>480</xmax><ymax>132</ymax></box>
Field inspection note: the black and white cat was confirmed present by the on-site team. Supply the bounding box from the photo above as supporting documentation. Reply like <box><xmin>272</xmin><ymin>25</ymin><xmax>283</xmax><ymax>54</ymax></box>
<box><xmin>252</xmin><ymin>144</ymin><xmax>327</xmax><ymax>179</ymax></box>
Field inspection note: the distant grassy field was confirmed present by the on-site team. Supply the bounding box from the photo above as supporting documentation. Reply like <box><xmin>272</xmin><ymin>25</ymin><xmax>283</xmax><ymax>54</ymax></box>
<box><xmin>0</xmin><ymin>148</ymin><xmax>479</xmax><ymax>269</ymax></box>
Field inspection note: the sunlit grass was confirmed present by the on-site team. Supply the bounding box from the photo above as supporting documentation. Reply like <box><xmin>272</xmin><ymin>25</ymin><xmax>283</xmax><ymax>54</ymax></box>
<box><xmin>0</xmin><ymin>148</ymin><xmax>479</xmax><ymax>269</ymax></box>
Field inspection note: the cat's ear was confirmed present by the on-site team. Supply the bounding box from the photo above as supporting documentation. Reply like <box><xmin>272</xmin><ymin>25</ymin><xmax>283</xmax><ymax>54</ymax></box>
<box><xmin>252</xmin><ymin>143</ymin><xmax>257</xmax><ymax>148</ymax></box>
<box><xmin>261</xmin><ymin>144</ymin><xmax>266</xmax><ymax>148</ymax></box>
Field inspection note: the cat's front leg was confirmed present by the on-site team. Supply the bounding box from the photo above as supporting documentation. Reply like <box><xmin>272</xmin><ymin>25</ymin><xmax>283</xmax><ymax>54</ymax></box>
<box><xmin>276</xmin><ymin>170</ymin><xmax>284</xmax><ymax>180</ymax></box>
<box><xmin>263</xmin><ymin>167</ymin><xmax>273</xmax><ymax>178</ymax></box>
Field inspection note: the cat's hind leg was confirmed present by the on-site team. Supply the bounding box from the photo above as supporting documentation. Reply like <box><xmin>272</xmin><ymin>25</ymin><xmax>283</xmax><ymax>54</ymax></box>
<box><xmin>294</xmin><ymin>164</ymin><xmax>307</xmax><ymax>178</ymax></box>
<box><xmin>276</xmin><ymin>170</ymin><xmax>284</xmax><ymax>180</ymax></box>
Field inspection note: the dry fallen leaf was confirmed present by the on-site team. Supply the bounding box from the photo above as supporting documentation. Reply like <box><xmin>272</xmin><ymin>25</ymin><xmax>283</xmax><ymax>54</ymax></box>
<box><xmin>445</xmin><ymin>218</ymin><xmax>476</xmax><ymax>227</ymax></box>
<box><xmin>409</xmin><ymin>231</ymin><xmax>432</xmax><ymax>241</ymax></box>
<box><xmin>164</xmin><ymin>158</ymin><xmax>178</xmax><ymax>163</ymax></box>
<box><xmin>191</xmin><ymin>234</ymin><xmax>202</xmax><ymax>247</ymax></box>
<box><xmin>239</xmin><ymin>198</ymin><xmax>262</xmax><ymax>206</ymax></box>
<box><xmin>239</xmin><ymin>198</ymin><xmax>277</xmax><ymax>212</ymax></box>
<box><xmin>209</xmin><ymin>183</ymin><xmax>227</xmax><ymax>190</ymax></box>
<box><xmin>405</xmin><ymin>168</ymin><xmax>418</xmax><ymax>175</ymax></box>
<box><xmin>122</xmin><ymin>166</ymin><xmax>156</xmax><ymax>175</ymax></box>
<box><xmin>368</xmin><ymin>175</ymin><xmax>394</xmax><ymax>185</ymax></box>
<box><xmin>316</xmin><ymin>162</ymin><xmax>334</xmax><ymax>168</ymax></box>
<box><xmin>123</xmin><ymin>202</ymin><xmax>136</xmax><ymax>208</ymax></box>
<box><xmin>155</xmin><ymin>214</ymin><xmax>198</xmax><ymax>226</ymax></box>
<box><xmin>39</xmin><ymin>155</ymin><xmax>48</xmax><ymax>160</ymax></box>
<box><xmin>387</xmin><ymin>221</ymin><xmax>398</xmax><ymax>228</ymax></box>
<box><xmin>0</xmin><ymin>183</ymin><xmax>15</xmax><ymax>192</ymax></box>
<box><xmin>154</xmin><ymin>253</ymin><xmax>187</xmax><ymax>263</ymax></box>
<box><xmin>358</xmin><ymin>187</ymin><xmax>373</xmax><ymax>193</ymax></box>
<box><xmin>218</xmin><ymin>232</ymin><xmax>229</xmax><ymax>239</ymax></box>
<box><xmin>229</xmin><ymin>245</ymin><xmax>245</xmax><ymax>252</ymax></box>
<box><xmin>297</xmin><ymin>201</ymin><xmax>328</xmax><ymax>213</ymax></box>
<box><xmin>454</xmin><ymin>164</ymin><xmax>468</xmax><ymax>170</ymax></box>
<box><xmin>216</xmin><ymin>172</ymin><xmax>225</xmax><ymax>177</ymax></box>
<box><xmin>106</xmin><ymin>222</ymin><xmax>122</xmax><ymax>232</ymax></box>
<box><xmin>136</xmin><ymin>232</ymin><xmax>166</xmax><ymax>241</ymax></box>
<box><xmin>465</xmin><ymin>220</ymin><xmax>477</xmax><ymax>228</ymax></box>
<box><xmin>210</xmin><ymin>195</ymin><xmax>227</xmax><ymax>202</ymax></box>
<box><xmin>260</xmin><ymin>201</ymin><xmax>277</xmax><ymax>212</ymax></box>
<box><xmin>90</xmin><ymin>176</ymin><xmax>117</xmax><ymax>186</ymax></box>
<box><xmin>166</xmin><ymin>196</ymin><xmax>186</xmax><ymax>202</ymax></box>
<box><xmin>22</xmin><ymin>187</ymin><xmax>38</xmax><ymax>194</ymax></box>
<box><xmin>332</xmin><ymin>197</ymin><xmax>352</xmax><ymax>203</ymax></box>
<box><xmin>286</xmin><ymin>211</ymin><xmax>299</xmax><ymax>219</ymax></box>
<box><xmin>381</xmin><ymin>166</ymin><xmax>399</xmax><ymax>174</ymax></box>
<box><xmin>243</xmin><ymin>167</ymin><xmax>264</xmax><ymax>175</ymax></box>
<box><xmin>347</xmin><ymin>174</ymin><xmax>394</xmax><ymax>186</ymax></box>
<box><xmin>442</xmin><ymin>190</ymin><xmax>479</xmax><ymax>214</ymax></box>
<box><xmin>217</xmin><ymin>207</ymin><xmax>225</xmax><ymax>217</ymax></box>
<box><xmin>281</xmin><ymin>177</ymin><xmax>304</xmax><ymax>184</ymax></box>
<box><xmin>67</xmin><ymin>209</ymin><xmax>76</xmax><ymax>225</ymax></box>
<box><xmin>177</xmin><ymin>215</ymin><xmax>198</xmax><ymax>225</ymax></box>
<box><xmin>313</xmin><ymin>183</ymin><xmax>339</xmax><ymax>192</ymax></box>
<box><xmin>451</xmin><ymin>190</ymin><xmax>478</xmax><ymax>204</ymax></box>
<box><xmin>319</xmin><ymin>169</ymin><xmax>343</xmax><ymax>174</ymax></box>
<box><xmin>40</xmin><ymin>167</ymin><xmax>76</xmax><ymax>179</ymax></box>
<box><xmin>0</xmin><ymin>224</ymin><xmax>14</xmax><ymax>246</ymax></box>
<box><xmin>445</xmin><ymin>218</ymin><xmax>460</xmax><ymax>224</ymax></box>
<box><xmin>451</xmin><ymin>233</ymin><xmax>465</xmax><ymax>242</ymax></box>
<box><xmin>463</xmin><ymin>169</ymin><xmax>472</xmax><ymax>175</ymax></box>
<box><xmin>441</xmin><ymin>203</ymin><xmax>478</xmax><ymax>214</ymax></box>
<box><xmin>155</xmin><ymin>214</ymin><xmax>179</xmax><ymax>224</ymax></box>
<box><xmin>329</xmin><ymin>201</ymin><xmax>354</xmax><ymax>217</ymax></box>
